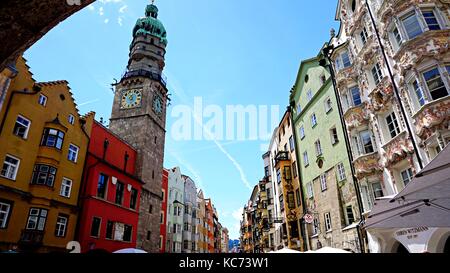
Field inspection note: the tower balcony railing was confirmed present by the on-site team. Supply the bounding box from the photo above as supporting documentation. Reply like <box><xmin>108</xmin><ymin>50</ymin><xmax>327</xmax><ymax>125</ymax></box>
<box><xmin>275</xmin><ymin>151</ymin><xmax>290</xmax><ymax>165</ymax></box>
<box><xmin>121</xmin><ymin>66</ymin><xmax>167</xmax><ymax>87</ymax></box>
<box><xmin>19</xmin><ymin>230</ymin><xmax>44</xmax><ymax>246</ymax></box>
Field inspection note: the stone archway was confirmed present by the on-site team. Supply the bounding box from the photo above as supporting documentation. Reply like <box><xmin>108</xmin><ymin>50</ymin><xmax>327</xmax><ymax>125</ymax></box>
<box><xmin>0</xmin><ymin>0</ymin><xmax>94</xmax><ymax>70</ymax></box>
<box><xmin>393</xmin><ymin>241</ymin><xmax>409</xmax><ymax>253</ymax></box>
<box><xmin>426</xmin><ymin>229</ymin><xmax>450</xmax><ymax>253</ymax></box>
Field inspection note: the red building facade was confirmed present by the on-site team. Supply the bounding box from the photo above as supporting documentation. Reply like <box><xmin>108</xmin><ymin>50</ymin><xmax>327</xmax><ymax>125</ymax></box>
<box><xmin>77</xmin><ymin>121</ymin><xmax>143</xmax><ymax>253</ymax></box>
<box><xmin>159</xmin><ymin>168</ymin><xmax>168</xmax><ymax>253</ymax></box>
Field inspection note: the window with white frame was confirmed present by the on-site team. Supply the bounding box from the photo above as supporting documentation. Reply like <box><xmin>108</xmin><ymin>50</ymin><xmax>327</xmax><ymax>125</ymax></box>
<box><xmin>410</xmin><ymin>78</ymin><xmax>426</xmax><ymax>108</ymax></box>
<box><xmin>390</xmin><ymin>7</ymin><xmax>446</xmax><ymax>48</ymax></box>
<box><xmin>345</xmin><ymin>206</ymin><xmax>355</xmax><ymax>225</ymax></box>
<box><xmin>335</xmin><ymin>50</ymin><xmax>352</xmax><ymax>71</ymax></box>
<box><xmin>385</xmin><ymin>112</ymin><xmax>401</xmax><ymax>139</ymax></box>
<box><xmin>312</xmin><ymin>218</ymin><xmax>319</xmax><ymax>235</ymax></box>
<box><xmin>402</xmin><ymin>11</ymin><xmax>423</xmax><ymax>40</ymax></box>
<box><xmin>0</xmin><ymin>201</ymin><xmax>12</xmax><ymax>229</ymax></box>
<box><xmin>303</xmin><ymin>151</ymin><xmax>309</xmax><ymax>167</ymax></box>
<box><xmin>55</xmin><ymin>214</ymin><xmax>68</xmax><ymax>237</ymax></box>
<box><xmin>299</xmin><ymin>125</ymin><xmax>305</xmax><ymax>140</ymax></box>
<box><xmin>324</xmin><ymin>212</ymin><xmax>332</xmax><ymax>231</ymax></box>
<box><xmin>337</xmin><ymin>163</ymin><xmax>346</xmax><ymax>181</ymax></box>
<box><xmin>60</xmin><ymin>178</ymin><xmax>72</xmax><ymax>198</ymax></box>
<box><xmin>307</xmin><ymin>89</ymin><xmax>313</xmax><ymax>102</ymax></box>
<box><xmin>371</xmin><ymin>63</ymin><xmax>383</xmax><ymax>86</ymax></box>
<box><xmin>26</xmin><ymin>208</ymin><xmax>48</xmax><ymax>231</ymax></box>
<box><xmin>422</xmin><ymin>66</ymin><xmax>449</xmax><ymax>101</ymax></box>
<box><xmin>1</xmin><ymin>155</ymin><xmax>20</xmax><ymax>180</ymax></box>
<box><xmin>401</xmin><ymin>168</ymin><xmax>414</xmax><ymax>187</ymax></box>
<box><xmin>297</xmin><ymin>103</ymin><xmax>302</xmax><ymax>114</ymax></box>
<box><xmin>320</xmin><ymin>173</ymin><xmax>327</xmax><ymax>191</ymax></box>
<box><xmin>289</xmin><ymin>136</ymin><xmax>295</xmax><ymax>151</ymax></box>
<box><xmin>330</xmin><ymin>127</ymin><xmax>339</xmax><ymax>145</ymax></box>
<box><xmin>311</xmin><ymin>113</ymin><xmax>317</xmax><ymax>127</ymax></box>
<box><xmin>354</xmin><ymin>130</ymin><xmax>375</xmax><ymax>156</ymax></box>
<box><xmin>306</xmin><ymin>182</ymin><xmax>314</xmax><ymax>199</ymax></box>
<box><xmin>38</xmin><ymin>94</ymin><xmax>47</xmax><ymax>106</ymax></box>
<box><xmin>13</xmin><ymin>115</ymin><xmax>31</xmax><ymax>139</ymax></box>
<box><xmin>324</xmin><ymin>97</ymin><xmax>332</xmax><ymax>113</ymax></box>
<box><xmin>371</xmin><ymin>181</ymin><xmax>384</xmax><ymax>199</ymax></box>
<box><xmin>68</xmin><ymin>144</ymin><xmax>79</xmax><ymax>163</ymax></box>
<box><xmin>348</xmin><ymin>86</ymin><xmax>362</xmax><ymax>107</ymax></box>
<box><xmin>359</xmin><ymin>27</ymin><xmax>368</xmax><ymax>46</ymax></box>
<box><xmin>315</xmin><ymin>140</ymin><xmax>323</xmax><ymax>156</ymax></box>
<box><xmin>68</xmin><ymin>114</ymin><xmax>75</xmax><ymax>125</ymax></box>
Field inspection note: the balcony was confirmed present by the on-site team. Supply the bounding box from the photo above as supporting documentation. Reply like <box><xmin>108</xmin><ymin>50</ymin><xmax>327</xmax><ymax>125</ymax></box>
<box><xmin>392</xmin><ymin>29</ymin><xmax>450</xmax><ymax>74</ymax></box>
<box><xmin>353</xmin><ymin>152</ymin><xmax>383</xmax><ymax>180</ymax></box>
<box><xmin>344</xmin><ymin>102</ymin><xmax>370</xmax><ymax>131</ymax></box>
<box><xmin>413</xmin><ymin>96</ymin><xmax>450</xmax><ymax>140</ymax></box>
<box><xmin>335</xmin><ymin>64</ymin><xmax>357</xmax><ymax>89</ymax></box>
<box><xmin>121</xmin><ymin>67</ymin><xmax>167</xmax><ymax>87</ymax></box>
<box><xmin>274</xmin><ymin>151</ymin><xmax>290</xmax><ymax>165</ymax></box>
<box><xmin>382</xmin><ymin>131</ymin><xmax>415</xmax><ymax>168</ymax></box>
<box><xmin>19</xmin><ymin>230</ymin><xmax>44</xmax><ymax>246</ymax></box>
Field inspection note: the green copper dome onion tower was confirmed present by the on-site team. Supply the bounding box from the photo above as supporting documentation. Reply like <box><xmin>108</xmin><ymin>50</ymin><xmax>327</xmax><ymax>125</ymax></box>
<box><xmin>109</xmin><ymin>1</ymin><xmax>169</xmax><ymax>252</ymax></box>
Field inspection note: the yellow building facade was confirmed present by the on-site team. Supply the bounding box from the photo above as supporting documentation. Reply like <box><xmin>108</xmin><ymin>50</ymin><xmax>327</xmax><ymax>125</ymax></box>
<box><xmin>275</xmin><ymin>110</ymin><xmax>305</xmax><ymax>251</ymax></box>
<box><xmin>0</xmin><ymin>56</ymin><xmax>93</xmax><ymax>252</ymax></box>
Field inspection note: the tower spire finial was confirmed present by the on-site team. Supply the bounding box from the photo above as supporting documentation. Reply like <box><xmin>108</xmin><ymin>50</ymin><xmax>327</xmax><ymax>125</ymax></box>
<box><xmin>151</xmin><ymin>0</ymin><xmax>155</xmax><ymax>4</ymax></box>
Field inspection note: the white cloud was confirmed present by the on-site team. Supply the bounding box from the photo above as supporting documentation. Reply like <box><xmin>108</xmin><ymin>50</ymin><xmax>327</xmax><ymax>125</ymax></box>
<box><xmin>99</xmin><ymin>7</ymin><xmax>104</xmax><ymax>16</ymax></box>
<box><xmin>232</xmin><ymin>207</ymin><xmax>243</xmax><ymax>221</ymax></box>
<box><xmin>104</xmin><ymin>18</ymin><xmax>109</xmax><ymax>24</ymax></box>
<box><xmin>119</xmin><ymin>5</ymin><xmax>128</xmax><ymax>13</ymax></box>
<box><xmin>118</xmin><ymin>17</ymin><xmax>123</xmax><ymax>26</ymax></box>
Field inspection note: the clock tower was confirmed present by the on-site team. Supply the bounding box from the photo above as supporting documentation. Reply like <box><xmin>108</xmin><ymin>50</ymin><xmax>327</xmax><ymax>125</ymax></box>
<box><xmin>109</xmin><ymin>2</ymin><xmax>168</xmax><ymax>252</ymax></box>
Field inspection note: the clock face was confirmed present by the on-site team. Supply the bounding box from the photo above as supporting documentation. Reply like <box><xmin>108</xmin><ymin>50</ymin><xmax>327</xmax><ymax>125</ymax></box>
<box><xmin>152</xmin><ymin>95</ymin><xmax>164</xmax><ymax>116</ymax></box>
<box><xmin>121</xmin><ymin>89</ymin><xmax>142</xmax><ymax>109</ymax></box>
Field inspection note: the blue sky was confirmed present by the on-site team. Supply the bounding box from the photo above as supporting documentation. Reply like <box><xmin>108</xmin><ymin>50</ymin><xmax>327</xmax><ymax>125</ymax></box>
<box><xmin>24</xmin><ymin>0</ymin><xmax>339</xmax><ymax>240</ymax></box>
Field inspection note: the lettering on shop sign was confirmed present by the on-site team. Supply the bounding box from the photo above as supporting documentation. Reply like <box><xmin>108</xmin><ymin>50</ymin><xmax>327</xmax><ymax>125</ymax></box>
<box><xmin>395</xmin><ymin>227</ymin><xmax>429</xmax><ymax>240</ymax></box>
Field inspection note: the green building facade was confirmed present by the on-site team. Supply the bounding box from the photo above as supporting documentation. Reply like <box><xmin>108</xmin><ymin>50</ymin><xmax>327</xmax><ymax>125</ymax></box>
<box><xmin>289</xmin><ymin>51</ymin><xmax>362</xmax><ymax>252</ymax></box>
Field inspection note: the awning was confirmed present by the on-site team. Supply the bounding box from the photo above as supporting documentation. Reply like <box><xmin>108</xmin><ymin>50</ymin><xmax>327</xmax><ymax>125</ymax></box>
<box><xmin>364</xmin><ymin>198</ymin><xmax>450</xmax><ymax>229</ymax></box>
<box><xmin>364</xmin><ymin>145</ymin><xmax>450</xmax><ymax>229</ymax></box>
<box><xmin>391</xmin><ymin>144</ymin><xmax>450</xmax><ymax>203</ymax></box>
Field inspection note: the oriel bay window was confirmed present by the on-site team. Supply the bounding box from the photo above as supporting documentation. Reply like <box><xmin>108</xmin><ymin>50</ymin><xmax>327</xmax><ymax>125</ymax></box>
<box><xmin>31</xmin><ymin>164</ymin><xmax>57</xmax><ymax>187</ymax></box>
<box><xmin>389</xmin><ymin>7</ymin><xmax>447</xmax><ymax>49</ymax></box>
<box><xmin>41</xmin><ymin>128</ymin><xmax>65</xmax><ymax>149</ymax></box>
<box><xmin>344</xmin><ymin>86</ymin><xmax>362</xmax><ymax>110</ymax></box>
<box><xmin>410</xmin><ymin>66</ymin><xmax>450</xmax><ymax>105</ymax></box>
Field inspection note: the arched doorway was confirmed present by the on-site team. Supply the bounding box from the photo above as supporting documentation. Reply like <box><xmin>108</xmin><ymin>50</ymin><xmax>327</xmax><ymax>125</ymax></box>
<box><xmin>395</xmin><ymin>242</ymin><xmax>409</xmax><ymax>253</ymax></box>
<box><xmin>444</xmin><ymin>237</ymin><xmax>450</xmax><ymax>253</ymax></box>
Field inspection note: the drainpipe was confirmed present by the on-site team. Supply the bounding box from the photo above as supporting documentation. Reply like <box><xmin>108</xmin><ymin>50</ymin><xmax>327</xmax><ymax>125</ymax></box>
<box><xmin>320</xmin><ymin>45</ymin><xmax>366</xmax><ymax>254</ymax></box>
<box><xmin>288</xmin><ymin>105</ymin><xmax>310</xmax><ymax>251</ymax></box>
<box><xmin>364</xmin><ymin>0</ymin><xmax>424</xmax><ymax>170</ymax></box>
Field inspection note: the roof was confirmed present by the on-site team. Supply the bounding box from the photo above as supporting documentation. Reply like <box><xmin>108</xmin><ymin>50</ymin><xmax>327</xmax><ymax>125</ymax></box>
<box><xmin>133</xmin><ymin>4</ymin><xmax>167</xmax><ymax>45</ymax></box>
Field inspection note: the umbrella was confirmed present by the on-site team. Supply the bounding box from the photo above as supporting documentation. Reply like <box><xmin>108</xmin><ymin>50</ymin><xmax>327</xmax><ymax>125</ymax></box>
<box><xmin>305</xmin><ymin>247</ymin><xmax>350</xmax><ymax>253</ymax></box>
<box><xmin>391</xmin><ymin>145</ymin><xmax>450</xmax><ymax>203</ymax></box>
<box><xmin>113</xmin><ymin>248</ymin><xmax>147</xmax><ymax>254</ymax></box>
<box><xmin>268</xmin><ymin>248</ymin><xmax>302</xmax><ymax>253</ymax></box>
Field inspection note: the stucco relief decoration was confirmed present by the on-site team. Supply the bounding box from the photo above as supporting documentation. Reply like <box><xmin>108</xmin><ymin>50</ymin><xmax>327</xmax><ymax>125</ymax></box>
<box><xmin>383</xmin><ymin>133</ymin><xmax>415</xmax><ymax>167</ymax></box>
<box><xmin>396</xmin><ymin>32</ymin><xmax>450</xmax><ymax>73</ymax></box>
<box><xmin>344</xmin><ymin>103</ymin><xmax>370</xmax><ymax>130</ymax></box>
<box><xmin>368</xmin><ymin>78</ymin><xmax>394</xmax><ymax>112</ymax></box>
<box><xmin>415</xmin><ymin>100</ymin><xmax>450</xmax><ymax>138</ymax></box>
<box><xmin>354</xmin><ymin>153</ymin><xmax>383</xmax><ymax>179</ymax></box>
<box><xmin>336</xmin><ymin>65</ymin><xmax>357</xmax><ymax>87</ymax></box>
